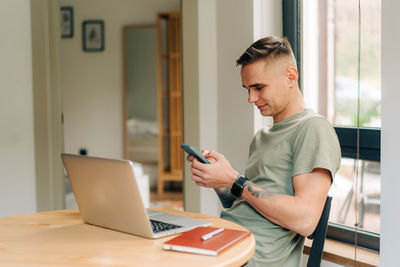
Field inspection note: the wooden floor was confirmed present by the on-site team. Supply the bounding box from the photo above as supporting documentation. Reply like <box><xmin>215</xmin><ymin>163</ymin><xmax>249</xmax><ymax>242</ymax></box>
<box><xmin>150</xmin><ymin>190</ymin><xmax>183</xmax><ymax>211</ymax></box>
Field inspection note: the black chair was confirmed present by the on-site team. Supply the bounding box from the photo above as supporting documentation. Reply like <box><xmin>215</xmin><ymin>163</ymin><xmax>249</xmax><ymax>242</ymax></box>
<box><xmin>306</xmin><ymin>196</ymin><xmax>332</xmax><ymax>267</ymax></box>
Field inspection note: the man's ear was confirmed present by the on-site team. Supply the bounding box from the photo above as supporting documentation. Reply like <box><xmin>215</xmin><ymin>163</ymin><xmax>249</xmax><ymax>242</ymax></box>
<box><xmin>287</xmin><ymin>67</ymin><xmax>298</xmax><ymax>87</ymax></box>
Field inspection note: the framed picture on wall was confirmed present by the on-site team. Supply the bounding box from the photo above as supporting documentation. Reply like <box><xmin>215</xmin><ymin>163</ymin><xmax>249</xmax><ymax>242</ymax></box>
<box><xmin>82</xmin><ymin>20</ymin><xmax>105</xmax><ymax>52</ymax></box>
<box><xmin>60</xmin><ymin>7</ymin><xmax>74</xmax><ymax>38</ymax></box>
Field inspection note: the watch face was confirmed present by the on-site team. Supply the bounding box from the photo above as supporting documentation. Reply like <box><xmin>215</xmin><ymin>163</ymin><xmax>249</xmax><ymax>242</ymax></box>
<box><xmin>231</xmin><ymin>176</ymin><xmax>248</xmax><ymax>198</ymax></box>
<box><xmin>231</xmin><ymin>182</ymin><xmax>242</xmax><ymax>198</ymax></box>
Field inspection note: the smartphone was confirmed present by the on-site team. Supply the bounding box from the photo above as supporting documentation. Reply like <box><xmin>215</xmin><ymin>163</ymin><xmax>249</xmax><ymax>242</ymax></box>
<box><xmin>180</xmin><ymin>144</ymin><xmax>210</xmax><ymax>164</ymax></box>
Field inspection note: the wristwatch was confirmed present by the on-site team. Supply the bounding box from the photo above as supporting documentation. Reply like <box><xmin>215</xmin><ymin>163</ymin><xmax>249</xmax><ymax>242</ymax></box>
<box><xmin>231</xmin><ymin>175</ymin><xmax>249</xmax><ymax>198</ymax></box>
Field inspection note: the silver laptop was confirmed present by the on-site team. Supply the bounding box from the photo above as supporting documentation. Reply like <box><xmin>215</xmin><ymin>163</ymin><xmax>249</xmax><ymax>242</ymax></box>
<box><xmin>61</xmin><ymin>153</ymin><xmax>211</xmax><ymax>238</ymax></box>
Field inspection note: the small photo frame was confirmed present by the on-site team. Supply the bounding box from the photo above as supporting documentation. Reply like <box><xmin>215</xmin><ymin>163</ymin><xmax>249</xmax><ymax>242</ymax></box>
<box><xmin>82</xmin><ymin>20</ymin><xmax>105</xmax><ymax>52</ymax></box>
<box><xmin>60</xmin><ymin>7</ymin><xmax>74</xmax><ymax>38</ymax></box>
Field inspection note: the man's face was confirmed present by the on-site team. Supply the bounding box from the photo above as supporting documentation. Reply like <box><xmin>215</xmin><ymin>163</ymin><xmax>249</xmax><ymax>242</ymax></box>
<box><xmin>241</xmin><ymin>58</ymin><xmax>294</xmax><ymax>121</ymax></box>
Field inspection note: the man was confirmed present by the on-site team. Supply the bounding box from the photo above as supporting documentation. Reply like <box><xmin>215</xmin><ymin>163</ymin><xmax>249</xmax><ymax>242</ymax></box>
<box><xmin>187</xmin><ymin>36</ymin><xmax>341</xmax><ymax>266</ymax></box>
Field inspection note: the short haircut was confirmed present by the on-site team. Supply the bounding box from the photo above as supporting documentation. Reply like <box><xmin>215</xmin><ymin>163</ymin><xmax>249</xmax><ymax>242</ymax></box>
<box><xmin>236</xmin><ymin>36</ymin><xmax>296</xmax><ymax>67</ymax></box>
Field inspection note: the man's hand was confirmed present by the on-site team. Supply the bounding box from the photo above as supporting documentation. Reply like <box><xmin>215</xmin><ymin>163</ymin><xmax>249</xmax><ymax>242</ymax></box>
<box><xmin>185</xmin><ymin>150</ymin><xmax>239</xmax><ymax>208</ymax></box>
<box><xmin>189</xmin><ymin>150</ymin><xmax>239</xmax><ymax>189</ymax></box>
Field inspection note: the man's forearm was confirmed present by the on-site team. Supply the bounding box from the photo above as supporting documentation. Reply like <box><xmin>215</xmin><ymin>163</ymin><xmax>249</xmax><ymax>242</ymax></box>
<box><xmin>241</xmin><ymin>171</ymin><xmax>331</xmax><ymax>237</ymax></box>
<box><xmin>242</xmin><ymin>180</ymin><xmax>313</xmax><ymax>235</ymax></box>
<box><xmin>214</xmin><ymin>187</ymin><xmax>237</xmax><ymax>208</ymax></box>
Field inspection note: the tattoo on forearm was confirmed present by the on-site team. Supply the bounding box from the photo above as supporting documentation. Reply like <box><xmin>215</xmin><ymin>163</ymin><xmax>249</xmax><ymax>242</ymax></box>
<box><xmin>244</xmin><ymin>181</ymin><xmax>274</xmax><ymax>199</ymax></box>
<box><xmin>214</xmin><ymin>188</ymin><xmax>237</xmax><ymax>208</ymax></box>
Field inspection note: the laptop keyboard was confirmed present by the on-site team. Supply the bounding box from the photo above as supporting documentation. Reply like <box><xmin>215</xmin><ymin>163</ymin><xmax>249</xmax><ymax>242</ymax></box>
<box><xmin>150</xmin><ymin>219</ymin><xmax>182</xmax><ymax>233</ymax></box>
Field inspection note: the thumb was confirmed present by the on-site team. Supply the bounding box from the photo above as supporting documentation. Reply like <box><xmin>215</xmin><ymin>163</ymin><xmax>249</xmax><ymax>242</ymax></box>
<box><xmin>207</xmin><ymin>150</ymin><xmax>223</xmax><ymax>161</ymax></box>
<box><xmin>201</xmin><ymin>149</ymin><xmax>210</xmax><ymax>157</ymax></box>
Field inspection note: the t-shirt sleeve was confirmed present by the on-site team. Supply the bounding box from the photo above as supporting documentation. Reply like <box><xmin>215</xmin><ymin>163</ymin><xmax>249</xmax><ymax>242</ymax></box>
<box><xmin>291</xmin><ymin>117</ymin><xmax>341</xmax><ymax>180</ymax></box>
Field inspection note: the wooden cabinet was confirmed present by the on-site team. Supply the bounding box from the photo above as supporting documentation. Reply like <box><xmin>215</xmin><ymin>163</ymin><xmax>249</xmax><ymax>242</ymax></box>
<box><xmin>157</xmin><ymin>13</ymin><xmax>182</xmax><ymax>194</ymax></box>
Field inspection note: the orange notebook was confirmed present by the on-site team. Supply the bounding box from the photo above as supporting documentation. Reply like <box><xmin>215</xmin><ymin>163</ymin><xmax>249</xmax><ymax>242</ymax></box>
<box><xmin>162</xmin><ymin>226</ymin><xmax>250</xmax><ymax>256</ymax></box>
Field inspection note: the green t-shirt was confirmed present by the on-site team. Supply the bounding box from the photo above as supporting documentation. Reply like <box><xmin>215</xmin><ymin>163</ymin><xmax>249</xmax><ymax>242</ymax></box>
<box><xmin>221</xmin><ymin>109</ymin><xmax>341</xmax><ymax>267</ymax></box>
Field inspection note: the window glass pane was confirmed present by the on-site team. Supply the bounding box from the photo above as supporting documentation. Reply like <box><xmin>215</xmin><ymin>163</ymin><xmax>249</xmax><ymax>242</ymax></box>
<box><xmin>333</xmin><ymin>0</ymin><xmax>381</xmax><ymax>128</ymax></box>
<box><xmin>301</xmin><ymin>0</ymin><xmax>381</xmax><ymax>239</ymax></box>
<box><xmin>329</xmin><ymin>158</ymin><xmax>380</xmax><ymax>234</ymax></box>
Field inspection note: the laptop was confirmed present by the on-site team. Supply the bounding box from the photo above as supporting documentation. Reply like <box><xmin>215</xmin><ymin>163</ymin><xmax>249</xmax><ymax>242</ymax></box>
<box><xmin>61</xmin><ymin>153</ymin><xmax>211</xmax><ymax>238</ymax></box>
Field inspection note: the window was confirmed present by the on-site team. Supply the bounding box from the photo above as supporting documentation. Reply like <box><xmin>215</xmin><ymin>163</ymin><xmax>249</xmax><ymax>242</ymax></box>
<box><xmin>284</xmin><ymin>0</ymin><xmax>381</xmax><ymax>251</ymax></box>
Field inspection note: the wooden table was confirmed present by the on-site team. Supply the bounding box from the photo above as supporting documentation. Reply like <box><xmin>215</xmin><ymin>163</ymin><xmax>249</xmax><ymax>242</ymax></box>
<box><xmin>0</xmin><ymin>209</ymin><xmax>255</xmax><ymax>266</ymax></box>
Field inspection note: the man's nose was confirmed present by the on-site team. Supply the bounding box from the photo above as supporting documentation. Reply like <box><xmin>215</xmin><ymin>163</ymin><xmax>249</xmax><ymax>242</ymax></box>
<box><xmin>248</xmin><ymin>89</ymin><xmax>258</xmax><ymax>103</ymax></box>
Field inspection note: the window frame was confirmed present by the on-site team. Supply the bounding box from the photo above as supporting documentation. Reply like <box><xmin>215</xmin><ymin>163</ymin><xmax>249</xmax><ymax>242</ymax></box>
<box><xmin>333</xmin><ymin>127</ymin><xmax>380</xmax><ymax>251</ymax></box>
<box><xmin>283</xmin><ymin>0</ymin><xmax>381</xmax><ymax>252</ymax></box>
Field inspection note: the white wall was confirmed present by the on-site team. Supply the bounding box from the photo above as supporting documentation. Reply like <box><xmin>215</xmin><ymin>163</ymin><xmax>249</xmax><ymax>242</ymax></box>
<box><xmin>381</xmin><ymin>0</ymin><xmax>399</xmax><ymax>266</ymax></box>
<box><xmin>0</xmin><ymin>0</ymin><xmax>37</xmax><ymax>217</ymax></box>
<box><xmin>60</xmin><ymin>0</ymin><xmax>180</xmax><ymax>159</ymax></box>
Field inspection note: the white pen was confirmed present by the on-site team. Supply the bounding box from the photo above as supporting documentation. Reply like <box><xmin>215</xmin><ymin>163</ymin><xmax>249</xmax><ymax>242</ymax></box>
<box><xmin>201</xmin><ymin>228</ymin><xmax>224</xmax><ymax>240</ymax></box>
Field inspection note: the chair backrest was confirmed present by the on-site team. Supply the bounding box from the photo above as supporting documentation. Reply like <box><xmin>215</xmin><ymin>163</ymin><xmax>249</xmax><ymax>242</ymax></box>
<box><xmin>306</xmin><ymin>196</ymin><xmax>332</xmax><ymax>267</ymax></box>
